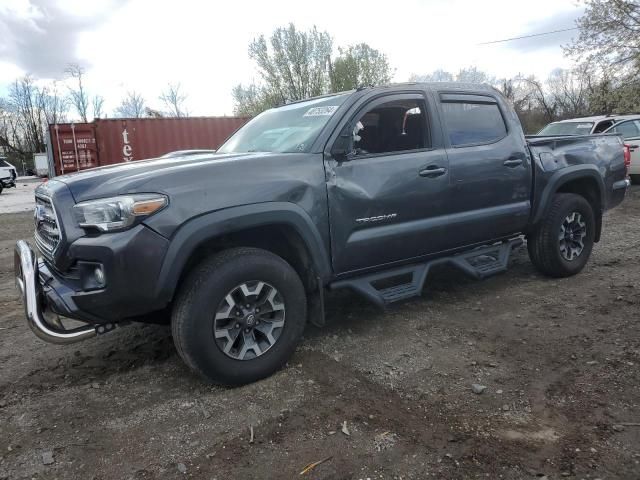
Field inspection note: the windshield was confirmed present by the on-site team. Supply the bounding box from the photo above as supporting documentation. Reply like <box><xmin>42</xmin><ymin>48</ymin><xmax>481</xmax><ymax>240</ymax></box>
<box><xmin>537</xmin><ymin>122</ymin><xmax>594</xmax><ymax>136</ymax></box>
<box><xmin>218</xmin><ymin>94</ymin><xmax>351</xmax><ymax>154</ymax></box>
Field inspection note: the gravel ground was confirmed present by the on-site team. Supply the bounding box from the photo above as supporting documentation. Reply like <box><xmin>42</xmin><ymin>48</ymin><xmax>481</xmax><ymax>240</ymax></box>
<box><xmin>0</xmin><ymin>178</ymin><xmax>42</xmax><ymax>214</ymax></box>
<box><xmin>0</xmin><ymin>187</ymin><xmax>639</xmax><ymax>479</ymax></box>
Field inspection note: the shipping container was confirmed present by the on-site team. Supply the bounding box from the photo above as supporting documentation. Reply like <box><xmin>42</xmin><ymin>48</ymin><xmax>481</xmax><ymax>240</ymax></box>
<box><xmin>48</xmin><ymin>116</ymin><xmax>249</xmax><ymax>176</ymax></box>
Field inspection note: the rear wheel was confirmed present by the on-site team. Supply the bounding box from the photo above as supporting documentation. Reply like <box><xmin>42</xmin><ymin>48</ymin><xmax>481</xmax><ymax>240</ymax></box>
<box><xmin>527</xmin><ymin>193</ymin><xmax>595</xmax><ymax>278</ymax></box>
<box><xmin>171</xmin><ymin>247</ymin><xmax>307</xmax><ymax>385</ymax></box>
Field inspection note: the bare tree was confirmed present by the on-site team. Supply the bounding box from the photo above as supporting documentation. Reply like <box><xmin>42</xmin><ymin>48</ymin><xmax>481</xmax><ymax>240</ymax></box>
<box><xmin>42</xmin><ymin>81</ymin><xmax>68</xmax><ymax>125</ymax></box>
<box><xmin>0</xmin><ymin>98</ymin><xmax>26</xmax><ymax>155</ymax></box>
<box><xmin>8</xmin><ymin>76</ymin><xmax>47</xmax><ymax>153</ymax></box>
<box><xmin>409</xmin><ymin>70</ymin><xmax>454</xmax><ymax>83</ymax></box>
<box><xmin>65</xmin><ymin>63</ymin><xmax>90</xmax><ymax>122</ymax></box>
<box><xmin>160</xmin><ymin>82</ymin><xmax>188</xmax><ymax>117</ymax></box>
<box><xmin>114</xmin><ymin>91</ymin><xmax>146</xmax><ymax>118</ymax></box>
<box><xmin>546</xmin><ymin>68</ymin><xmax>590</xmax><ymax>118</ymax></box>
<box><xmin>514</xmin><ymin>75</ymin><xmax>558</xmax><ymax>123</ymax></box>
<box><xmin>456</xmin><ymin>66</ymin><xmax>496</xmax><ymax>84</ymax></box>
<box><xmin>92</xmin><ymin>95</ymin><xmax>105</xmax><ymax>118</ymax></box>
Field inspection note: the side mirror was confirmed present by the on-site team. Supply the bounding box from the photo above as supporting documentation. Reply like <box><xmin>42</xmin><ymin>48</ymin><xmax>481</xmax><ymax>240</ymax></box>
<box><xmin>331</xmin><ymin>129</ymin><xmax>353</xmax><ymax>161</ymax></box>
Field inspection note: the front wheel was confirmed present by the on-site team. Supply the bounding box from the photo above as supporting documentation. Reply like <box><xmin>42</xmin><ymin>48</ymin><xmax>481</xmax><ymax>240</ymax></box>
<box><xmin>527</xmin><ymin>193</ymin><xmax>595</xmax><ymax>278</ymax></box>
<box><xmin>171</xmin><ymin>247</ymin><xmax>307</xmax><ymax>385</ymax></box>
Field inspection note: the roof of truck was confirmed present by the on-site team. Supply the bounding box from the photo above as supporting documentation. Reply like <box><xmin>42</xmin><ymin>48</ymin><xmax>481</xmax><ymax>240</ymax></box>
<box><xmin>553</xmin><ymin>114</ymin><xmax>640</xmax><ymax>124</ymax></box>
<box><xmin>391</xmin><ymin>81</ymin><xmax>495</xmax><ymax>91</ymax></box>
<box><xmin>278</xmin><ymin>82</ymin><xmax>498</xmax><ymax>108</ymax></box>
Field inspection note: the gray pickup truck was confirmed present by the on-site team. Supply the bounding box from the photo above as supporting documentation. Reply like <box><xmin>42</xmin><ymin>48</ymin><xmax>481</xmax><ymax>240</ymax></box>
<box><xmin>14</xmin><ymin>83</ymin><xmax>630</xmax><ymax>384</ymax></box>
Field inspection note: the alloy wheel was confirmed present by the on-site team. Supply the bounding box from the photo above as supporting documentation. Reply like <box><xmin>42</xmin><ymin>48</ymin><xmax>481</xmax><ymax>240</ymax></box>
<box><xmin>213</xmin><ymin>281</ymin><xmax>285</xmax><ymax>360</ymax></box>
<box><xmin>558</xmin><ymin>212</ymin><xmax>587</xmax><ymax>261</ymax></box>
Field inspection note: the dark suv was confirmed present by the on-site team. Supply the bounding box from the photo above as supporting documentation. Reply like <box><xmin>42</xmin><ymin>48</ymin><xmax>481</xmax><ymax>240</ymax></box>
<box><xmin>15</xmin><ymin>83</ymin><xmax>630</xmax><ymax>384</ymax></box>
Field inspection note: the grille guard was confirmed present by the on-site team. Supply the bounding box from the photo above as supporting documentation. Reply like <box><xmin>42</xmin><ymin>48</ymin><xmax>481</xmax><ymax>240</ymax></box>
<box><xmin>14</xmin><ymin>240</ymin><xmax>97</xmax><ymax>344</ymax></box>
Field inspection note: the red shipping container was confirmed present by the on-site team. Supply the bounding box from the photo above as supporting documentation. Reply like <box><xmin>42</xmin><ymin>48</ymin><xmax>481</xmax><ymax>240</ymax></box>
<box><xmin>48</xmin><ymin>116</ymin><xmax>249</xmax><ymax>176</ymax></box>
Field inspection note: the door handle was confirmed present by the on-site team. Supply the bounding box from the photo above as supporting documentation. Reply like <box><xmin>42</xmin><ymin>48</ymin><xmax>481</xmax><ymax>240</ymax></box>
<box><xmin>503</xmin><ymin>158</ymin><xmax>523</xmax><ymax>167</ymax></box>
<box><xmin>419</xmin><ymin>166</ymin><xmax>447</xmax><ymax>177</ymax></box>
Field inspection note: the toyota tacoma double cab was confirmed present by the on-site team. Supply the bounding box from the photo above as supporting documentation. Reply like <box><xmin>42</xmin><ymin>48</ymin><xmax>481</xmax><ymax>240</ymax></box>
<box><xmin>14</xmin><ymin>83</ymin><xmax>630</xmax><ymax>385</ymax></box>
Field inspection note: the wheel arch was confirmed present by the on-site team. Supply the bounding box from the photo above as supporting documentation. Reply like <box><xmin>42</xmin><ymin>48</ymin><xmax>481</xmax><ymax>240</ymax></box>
<box><xmin>532</xmin><ymin>165</ymin><xmax>605</xmax><ymax>242</ymax></box>
<box><xmin>154</xmin><ymin>202</ymin><xmax>332</xmax><ymax>305</ymax></box>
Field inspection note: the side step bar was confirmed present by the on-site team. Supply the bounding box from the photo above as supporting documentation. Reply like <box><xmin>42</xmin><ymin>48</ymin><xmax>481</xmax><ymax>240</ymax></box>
<box><xmin>330</xmin><ymin>238</ymin><xmax>523</xmax><ymax>308</ymax></box>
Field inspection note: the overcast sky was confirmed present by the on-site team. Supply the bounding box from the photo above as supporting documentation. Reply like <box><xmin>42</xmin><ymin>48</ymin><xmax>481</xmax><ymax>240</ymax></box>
<box><xmin>0</xmin><ymin>0</ymin><xmax>584</xmax><ymax>117</ymax></box>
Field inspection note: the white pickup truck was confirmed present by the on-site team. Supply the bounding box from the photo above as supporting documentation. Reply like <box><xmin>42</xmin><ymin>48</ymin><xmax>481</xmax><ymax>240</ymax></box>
<box><xmin>603</xmin><ymin>119</ymin><xmax>640</xmax><ymax>183</ymax></box>
<box><xmin>0</xmin><ymin>157</ymin><xmax>18</xmax><ymax>194</ymax></box>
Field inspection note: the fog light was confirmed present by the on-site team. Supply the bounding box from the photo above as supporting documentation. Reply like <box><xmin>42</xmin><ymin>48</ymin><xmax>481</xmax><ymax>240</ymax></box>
<box><xmin>94</xmin><ymin>266</ymin><xmax>105</xmax><ymax>286</ymax></box>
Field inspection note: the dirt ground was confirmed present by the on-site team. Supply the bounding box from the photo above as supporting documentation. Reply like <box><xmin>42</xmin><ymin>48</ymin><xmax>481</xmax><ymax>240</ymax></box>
<box><xmin>1</xmin><ymin>187</ymin><xmax>639</xmax><ymax>480</ymax></box>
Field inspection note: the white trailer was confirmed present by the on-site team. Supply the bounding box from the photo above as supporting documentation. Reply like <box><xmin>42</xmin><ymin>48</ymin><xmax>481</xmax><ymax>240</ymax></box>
<box><xmin>34</xmin><ymin>153</ymin><xmax>49</xmax><ymax>177</ymax></box>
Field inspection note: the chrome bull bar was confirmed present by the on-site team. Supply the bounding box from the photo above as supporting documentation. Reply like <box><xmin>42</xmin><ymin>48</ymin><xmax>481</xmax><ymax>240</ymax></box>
<box><xmin>14</xmin><ymin>240</ymin><xmax>97</xmax><ymax>344</ymax></box>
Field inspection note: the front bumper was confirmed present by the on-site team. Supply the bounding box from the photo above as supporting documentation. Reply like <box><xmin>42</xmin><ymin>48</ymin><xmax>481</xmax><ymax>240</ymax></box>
<box><xmin>14</xmin><ymin>240</ymin><xmax>97</xmax><ymax>344</ymax></box>
<box><xmin>1</xmin><ymin>177</ymin><xmax>15</xmax><ymax>188</ymax></box>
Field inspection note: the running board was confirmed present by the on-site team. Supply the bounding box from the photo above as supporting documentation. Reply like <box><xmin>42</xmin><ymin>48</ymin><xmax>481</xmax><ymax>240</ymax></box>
<box><xmin>330</xmin><ymin>238</ymin><xmax>523</xmax><ymax>308</ymax></box>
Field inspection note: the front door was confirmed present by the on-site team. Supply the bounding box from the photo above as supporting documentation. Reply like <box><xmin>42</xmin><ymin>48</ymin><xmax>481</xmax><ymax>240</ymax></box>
<box><xmin>325</xmin><ymin>93</ymin><xmax>451</xmax><ymax>274</ymax></box>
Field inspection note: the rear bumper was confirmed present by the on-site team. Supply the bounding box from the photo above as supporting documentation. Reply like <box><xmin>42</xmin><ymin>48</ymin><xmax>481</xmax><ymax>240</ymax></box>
<box><xmin>607</xmin><ymin>178</ymin><xmax>631</xmax><ymax>211</ymax></box>
<box><xmin>14</xmin><ymin>240</ymin><xmax>97</xmax><ymax>344</ymax></box>
<box><xmin>613</xmin><ymin>178</ymin><xmax>631</xmax><ymax>190</ymax></box>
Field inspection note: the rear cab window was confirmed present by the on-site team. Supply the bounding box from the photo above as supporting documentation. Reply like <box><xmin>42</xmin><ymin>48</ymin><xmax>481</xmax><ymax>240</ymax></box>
<box><xmin>439</xmin><ymin>94</ymin><xmax>507</xmax><ymax>147</ymax></box>
<box><xmin>537</xmin><ymin>122</ymin><xmax>593</xmax><ymax>136</ymax></box>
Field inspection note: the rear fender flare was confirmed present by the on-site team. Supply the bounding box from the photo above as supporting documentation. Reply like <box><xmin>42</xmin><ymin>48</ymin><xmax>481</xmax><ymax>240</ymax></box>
<box><xmin>154</xmin><ymin>202</ymin><xmax>331</xmax><ymax>303</ymax></box>
<box><xmin>532</xmin><ymin>165</ymin><xmax>605</xmax><ymax>225</ymax></box>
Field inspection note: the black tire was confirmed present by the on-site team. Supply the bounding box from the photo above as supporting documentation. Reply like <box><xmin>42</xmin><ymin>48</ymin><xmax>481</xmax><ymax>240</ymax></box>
<box><xmin>630</xmin><ymin>174</ymin><xmax>640</xmax><ymax>185</ymax></box>
<box><xmin>171</xmin><ymin>247</ymin><xmax>307</xmax><ymax>385</ymax></box>
<box><xmin>527</xmin><ymin>193</ymin><xmax>595</xmax><ymax>278</ymax></box>
<box><xmin>0</xmin><ymin>184</ymin><xmax>3</xmax><ymax>195</ymax></box>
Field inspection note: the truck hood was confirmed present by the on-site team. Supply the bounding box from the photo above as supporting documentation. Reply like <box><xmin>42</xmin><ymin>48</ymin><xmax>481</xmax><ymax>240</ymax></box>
<box><xmin>54</xmin><ymin>152</ymin><xmax>277</xmax><ymax>202</ymax></box>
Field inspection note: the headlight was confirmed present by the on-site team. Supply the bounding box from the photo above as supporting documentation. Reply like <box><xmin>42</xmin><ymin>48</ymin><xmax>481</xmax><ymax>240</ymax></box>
<box><xmin>73</xmin><ymin>194</ymin><xmax>168</xmax><ymax>232</ymax></box>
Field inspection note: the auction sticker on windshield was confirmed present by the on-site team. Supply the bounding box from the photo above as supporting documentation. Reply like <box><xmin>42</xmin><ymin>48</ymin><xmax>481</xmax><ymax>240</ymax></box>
<box><xmin>304</xmin><ymin>106</ymin><xmax>339</xmax><ymax>117</ymax></box>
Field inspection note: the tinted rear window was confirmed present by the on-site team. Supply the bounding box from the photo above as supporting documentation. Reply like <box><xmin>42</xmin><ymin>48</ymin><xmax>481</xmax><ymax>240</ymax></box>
<box><xmin>611</xmin><ymin>120</ymin><xmax>640</xmax><ymax>139</ymax></box>
<box><xmin>537</xmin><ymin>122</ymin><xmax>593</xmax><ymax>136</ymax></box>
<box><xmin>0</xmin><ymin>160</ymin><xmax>11</xmax><ymax>167</ymax></box>
<box><xmin>441</xmin><ymin>102</ymin><xmax>507</xmax><ymax>146</ymax></box>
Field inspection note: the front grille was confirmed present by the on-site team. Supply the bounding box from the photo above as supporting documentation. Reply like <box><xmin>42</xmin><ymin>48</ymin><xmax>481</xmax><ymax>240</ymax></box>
<box><xmin>34</xmin><ymin>195</ymin><xmax>61</xmax><ymax>256</ymax></box>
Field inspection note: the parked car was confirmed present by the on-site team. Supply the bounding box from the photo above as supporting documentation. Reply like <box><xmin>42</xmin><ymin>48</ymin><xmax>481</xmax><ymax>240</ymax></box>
<box><xmin>160</xmin><ymin>149</ymin><xmax>217</xmax><ymax>158</ymax></box>
<box><xmin>537</xmin><ymin>114</ymin><xmax>640</xmax><ymax>136</ymax></box>
<box><xmin>602</xmin><ymin>119</ymin><xmax>640</xmax><ymax>183</ymax></box>
<box><xmin>0</xmin><ymin>157</ymin><xmax>17</xmax><ymax>194</ymax></box>
<box><xmin>14</xmin><ymin>83</ymin><xmax>630</xmax><ymax>385</ymax></box>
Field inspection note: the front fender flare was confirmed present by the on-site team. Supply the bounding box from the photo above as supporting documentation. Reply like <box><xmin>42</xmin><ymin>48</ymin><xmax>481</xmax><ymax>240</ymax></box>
<box><xmin>154</xmin><ymin>202</ymin><xmax>331</xmax><ymax>303</ymax></box>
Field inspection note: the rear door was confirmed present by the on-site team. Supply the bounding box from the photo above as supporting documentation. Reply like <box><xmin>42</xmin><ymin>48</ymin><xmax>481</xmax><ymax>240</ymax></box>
<box><xmin>436</xmin><ymin>92</ymin><xmax>532</xmax><ymax>247</ymax></box>
<box><xmin>608</xmin><ymin>120</ymin><xmax>640</xmax><ymax>175</ymax></box>
<box><xmin>325</xmin><ymin>91</ymin><xmax>451</xmax><ymax>273</ymax></box>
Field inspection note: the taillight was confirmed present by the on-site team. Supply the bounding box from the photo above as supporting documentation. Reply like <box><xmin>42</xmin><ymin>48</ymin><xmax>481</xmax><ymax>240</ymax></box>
<box><xmin>623</xmin><ymin>144</ymin><xmax>631</xmax><ymax>176</ymax></box>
